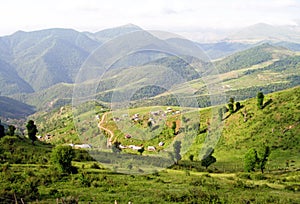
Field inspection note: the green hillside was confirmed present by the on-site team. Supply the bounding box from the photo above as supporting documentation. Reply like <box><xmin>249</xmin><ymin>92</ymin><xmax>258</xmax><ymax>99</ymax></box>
<box><xmin>0</xmin><ymin>96</ymin><xmax>35</xmax><ymax>119</ymax></box>
<box><xmin>0</xmin><ymin>59</ymin><xmax>34</xmax><ymax>95</ymax></box>
<box><xmin>31</xmin><ymin>86</ymin><xmax>300</xmax><ymax>172</ymax></box>
<box><xmin>1</xmin><ymin>87</ymin><xmax>300</xmax><ymax>203</ymax></box>
<box><xmin>214</xmin><ymin>43</ymin><xmax>293</xmax><ymax>73</ymax></box>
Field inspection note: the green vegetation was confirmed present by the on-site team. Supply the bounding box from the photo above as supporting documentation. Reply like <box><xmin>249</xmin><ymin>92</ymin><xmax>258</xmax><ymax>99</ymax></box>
<box><xmin>0</xmin><ymin>120</ymin><xmax>4</xmax><ymax>138</ymax></box>
<box><xmin>215</xmin><ymin>43</ymin><xmax>276</xmax><ymax>73</ymax></box>
<box><xmin>26</xmin><ymin>120</ymin><xmax>38</xmax><ymax>145</ymax></box>
<box><xmin>1</xmin><ymin>86</ymin><xmax>300</xmax><ymax>203</ymax></box>
<box><xmin>51</xmin><ymin>145</ymin><xmax>76</xmax><ymax>174</ymax></box>
<box><xmin>244</xmin><ymin>148</ymin><xmax>259</xmax><ymax>172</ymax></box>
<box><xmin>257</xmin><ymin>91</ymin><xmax>264</xmax><ymax>109</ymax></box>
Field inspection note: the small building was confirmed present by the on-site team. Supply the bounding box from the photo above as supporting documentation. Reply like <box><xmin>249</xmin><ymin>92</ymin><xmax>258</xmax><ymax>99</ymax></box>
<box><xmin>159</xmin><ymin>142</ymin><xmax>164</xmax><ymax>146</ymax></box>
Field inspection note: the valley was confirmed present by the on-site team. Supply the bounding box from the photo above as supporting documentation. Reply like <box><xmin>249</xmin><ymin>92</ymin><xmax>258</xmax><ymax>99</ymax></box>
<box><xmin>1</xmin><ymin>24</ymin><xmax>300</xmax><ymax>203</ymax></box>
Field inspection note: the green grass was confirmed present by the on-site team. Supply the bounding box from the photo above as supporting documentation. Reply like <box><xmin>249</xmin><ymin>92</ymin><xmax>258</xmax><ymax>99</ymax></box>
<box><xmin>3</xmin><ymin>86</ymin><xmax>299</xmax><ymax>202</ymax></box>
<box><xmin>1</xmin><ymin>162</ymin><xmax>300</xmax><ymax>203</ymax></box>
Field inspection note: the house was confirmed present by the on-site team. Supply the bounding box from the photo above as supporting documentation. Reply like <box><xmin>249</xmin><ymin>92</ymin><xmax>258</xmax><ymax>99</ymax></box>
<box><xmin>150</xmin><ymin>111</ymin><xmax>160</xmax><ymax>116</ymax></box>
<box><xmin>74</xmin><ymin>144</ymin><xmax>92</xmax><ymax>149</ymax></box>
<box><xmin>147</xmin><ymin>146</ymin><xmax>156</xmax><ymax>151</ymax></box>
<box><xmin>119</xmin><ymin>144</ymin><xmax>127</xmax><ymax>149</ymax></box>
<box><xmin>128</xmin><ymin>145</ymin><xmax>142</xmax><ymax>150</ymax></box>
<box><xmin>113</xmin><ymin>117</ymin><xmax>121</xmax><ymax>122</ymax></box>
<box><xmin>132</xmin><ymin>113</ymin><xmax>140</xmax><ymax>121</ymax></box>
<box><xmin>159</xmin><ymin>142</ymin><xmax>164</xmax><ymax>146</ymax></box>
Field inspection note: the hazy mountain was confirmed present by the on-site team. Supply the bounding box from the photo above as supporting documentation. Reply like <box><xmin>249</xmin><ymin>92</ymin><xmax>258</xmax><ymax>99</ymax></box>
<box><xmin>274</xmin><ymin>41</ymin><xmax>300</xmax><ymax>51</ymax></box>
<box><xmin>225</xmin><ymin>23</ymin><xmax>300</xmax><ymax>43</ymax></box>
<box><xmin>1</xmin><ymin>24</ymin><xmax>300</xmax><ymax>115</ymax></box>
<box><xmin>0</xmin><ymin>59</ymin><xmax>34</xmax><ymax>95</ymax></box>
<box><xmin>0</xmin><ymin>96</ymin><xmax>35</xmax><ymax>119</ymax></box>
<box><xmin>214</xmin><ymin>43</ymin><xmax>293</xmax><ymax>73</ymax></box>
<box><xmin>197</xmin><ymin>41</ymin><xmax>253</xmax><ymax>59</ymax></box>
<box><xmin>85</xmin><ymin>24</ymin><xmax>143</xmax><ymax>43</ymax></box>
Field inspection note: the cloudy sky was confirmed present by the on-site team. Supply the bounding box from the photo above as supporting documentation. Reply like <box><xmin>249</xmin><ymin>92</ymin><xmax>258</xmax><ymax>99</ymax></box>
<box><xmin>1</xmin><ymin>0</ymin><xmax>299</xmax><ymax>39</ymax></box>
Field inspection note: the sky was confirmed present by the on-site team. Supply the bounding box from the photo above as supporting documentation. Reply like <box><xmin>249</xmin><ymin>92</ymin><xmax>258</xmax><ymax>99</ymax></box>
<box><xmin>1</xmin><ymin>0</ymin><xmax>300</xmax><ymax>40</ymax></box>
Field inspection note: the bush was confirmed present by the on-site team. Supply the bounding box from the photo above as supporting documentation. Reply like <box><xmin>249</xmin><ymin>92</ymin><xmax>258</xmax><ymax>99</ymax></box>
<box><xmin>90</xmin><ymin>162</ymin><xmax>101</xmax><ymax>169</ymax></box>
<box><xmin>51</xmin><ymin>145</ymin><xmax>75</xmax><ymax>174</ymax></box>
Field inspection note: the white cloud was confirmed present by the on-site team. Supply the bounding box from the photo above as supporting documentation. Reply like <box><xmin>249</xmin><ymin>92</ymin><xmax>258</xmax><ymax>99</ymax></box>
<box><xmin>0</xmin><ymin>0</ymin><xmax>299</xmax><ymax>37</ymax></box>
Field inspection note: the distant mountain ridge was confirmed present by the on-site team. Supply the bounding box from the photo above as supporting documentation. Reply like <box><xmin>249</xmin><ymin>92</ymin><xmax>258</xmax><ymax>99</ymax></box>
<box><xmin>1</xmin><ymin>23</ymin><xmax>300</xmax><ymax>117</ymax></box>
<box><xmin>0</xmin><ymin>25</ymin><xmax>143</xmax><ymax>94</ymax></box>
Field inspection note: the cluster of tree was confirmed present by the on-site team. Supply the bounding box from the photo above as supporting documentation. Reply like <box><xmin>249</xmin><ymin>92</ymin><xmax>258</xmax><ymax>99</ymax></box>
<box><xmin>51</xmin><ymin>145</ymin><xmax>77</xmax><ymax>174</ymax></box>
<box><xmin>0</xmin><ymin>120</ymin><xmax>17</xmax><ymax>138</ymax></box>
<box><xmin>131</xmin><ymin>85</ymin><xmax>167</xmax><ymax>101</ymax></box>
<box><xmin>244</xmin><ymin>146</ymin><xmax>271</xmax><ymax>173</ymax></box>
<box><xmin>0</xmin><ymin>119</ymin><xmax>38</xmax><ymax>145</ymax></box>
<box><xmin>227</xmin><ymin>97</ymin><xmax>242</xmax><ymax>114</ymax></box>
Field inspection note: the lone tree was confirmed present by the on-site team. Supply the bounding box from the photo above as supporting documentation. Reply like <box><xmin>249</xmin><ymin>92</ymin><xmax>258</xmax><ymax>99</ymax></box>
<box><xmin>235</xmin><ymin>102</ymin><xmax>241</xmax><ymax>111</ymax></box>
<box><xmin>228</xmin><ymin>103</ymin><xmax>234</xmax><ymax>114</ymax></box>
<box><xmin>244</xmin><ymin>148</ymin><xmax>259</xmax><ymax>172</ymax></box>
<box><xmin>172</xmin><ymin>121</ymin><xmax>177</xmax><ymax>135</ymax></box>
<box><xmin>257</xmin><ymin>92</ymin><xmax>264</xmax><ymax>109</ymax></box>
<box><xmin>112</xmin><ymin>141</ymin><xmax>121</xmax><ymax>153</ymax></box>
<box><xmin>173</xmin><ymin>141</ymin><xmax>182</xmax><ymax>165</ymax></box>
<box><xmin>244</xmin><ymin>146</ymin><xmax>271</xmax><ymax>173</ymax></box>
<box><xmin>0</xmin><ymin>120</ymin><xmax>5</xmax><ymax>138</ymax></box>
<box><xmin>51</xmin><ymin>145</ymin><xmax>75</xmax><ymax>174</ymax></box>
<box><xmin>258</xmin><ymin>146</ymin><xmax>271</xmax><ymax>173</ymax></box>
<box><xmin>201</xmin><ymin>147</ymin><xmax>216</xmax><ymax>169</ymax></box>
<box><xmin>26</xmin><ymin>120</ymin><xmax>38</xmax><ymax>144</ymax></box>
<box><xmin>138</xmin><ymin>146</ymin><xmax>145</xmax><ymax>155</ymax></box>
<box><xmin>7</xmin><ymin>125</ymin><xmax>16</xmax><ymax>136</ymax></box>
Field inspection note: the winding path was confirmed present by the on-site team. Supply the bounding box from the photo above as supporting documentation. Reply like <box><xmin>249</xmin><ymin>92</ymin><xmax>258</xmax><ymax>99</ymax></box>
<box><xmin>98</xmin><ymin>112</ymin><xmax>114</xmax><ymax>147</ymax></box>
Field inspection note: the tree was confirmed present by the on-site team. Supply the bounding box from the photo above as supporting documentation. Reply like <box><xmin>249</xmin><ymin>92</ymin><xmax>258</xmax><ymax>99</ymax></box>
<box><xmin>258</xmin><ymin>146</ymin><xmax>271</xmax><ymax>173</ymax></box>
<box><xmin>257</xmin><ymin>92</ymin><xmax>264</xmax><ymax>109</ymax></box>
<box><xmin>26</xmin><ymin>120</ymin><xmax>38</xmax><ymax>144</ymax></box>
<box><xmin>244</xmin><ymin>148</ymin><xmax>258</xmax><ymax>172</ymax></box>
<box><xmin>7</xmin><ymin>125</ymin><xmax>16</xmax><ymax>136</ymax></box>
<box><xmin>112</xmin><ymin>141</ymin><xmax>121</xmax><ymax>153</ymax></box>
<box><xmin>51</xmin><ymin>145</ymin><xmax>75</xmax><ymax>174</ymax></box>
<box><xmin>172</xmin><ymin>121</ymin><xmax>177</xmax><ymax>135</ymax></box>
<box><xmin>138</xmin><ymin>146</ymin><xmax>145</xmax><ymax>155</ymax></box>
<box><xmin>228</xmin><ymin>103</ymin><xmax>234</xmax><ymax>114</ymax></box>
<box><xmin>173</xmin><ymin>141</ymin><xmax>182</xmax><ymax>164</ymax></box>
<box><xmin>0</xmin><ymin>120</ymin><xmax>4</xmax><ymax>138</ymax></box>
<box><xmin>235</xmin><ymin>102</ymin><xmax>241</xmax><ymax>111</ymax></box>
<box><xmin>201</xmin><ymin>148</ymin><xmax>216</xmax><ymax>169</ymax></box>
<box><xmin>229</xmin><ymin>97</ymin><xmax>235</xmax><ymax>104</ymax></box>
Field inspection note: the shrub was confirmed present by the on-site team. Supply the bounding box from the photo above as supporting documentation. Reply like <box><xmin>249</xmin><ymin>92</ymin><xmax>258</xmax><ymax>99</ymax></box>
<box><xmin>51</xmin><ymin>145</ymin><xmax>75</xmax><ymax>174</ymax></box>
<box><xmin>90</xmin><ymin>162</ymin><xmax>101</xmax><ymax>169</ymax></box>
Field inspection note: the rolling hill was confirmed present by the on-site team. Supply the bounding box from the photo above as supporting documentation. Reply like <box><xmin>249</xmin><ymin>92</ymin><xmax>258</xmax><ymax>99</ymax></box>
<box><xmin>30</xmin><ymin>86</ymin><xmax>300</xmax><ymax>173</ymax></box>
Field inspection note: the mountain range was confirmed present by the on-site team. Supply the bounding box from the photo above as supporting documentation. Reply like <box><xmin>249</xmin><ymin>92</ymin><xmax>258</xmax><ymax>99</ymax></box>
<box><xmin>1</xmin><ymin>23</ymin><xmax>300</xmax><ymax>119</ymax></box>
